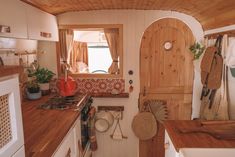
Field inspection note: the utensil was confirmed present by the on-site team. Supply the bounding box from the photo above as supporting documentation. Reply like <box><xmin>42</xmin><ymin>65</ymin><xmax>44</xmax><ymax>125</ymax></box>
<box><xmin>95</xmin><ymin>111</ymin><xmax>114</xmax><ymax>132</ymax></box>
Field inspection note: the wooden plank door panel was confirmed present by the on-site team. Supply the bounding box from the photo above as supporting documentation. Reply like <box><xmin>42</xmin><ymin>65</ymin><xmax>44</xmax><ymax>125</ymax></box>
<box><xmin>140</xmin><ymin>18</ymin><xmax>194</xmax><ymax>95</ymax></box>
<box><xmin>139</xmin><ymin>18</ymin><xmax>195</xmax><ymax>157</ymax></box>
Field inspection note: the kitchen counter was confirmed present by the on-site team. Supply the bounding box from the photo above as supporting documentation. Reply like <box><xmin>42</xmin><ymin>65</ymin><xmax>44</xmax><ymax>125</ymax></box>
<box><xmin>179</xmin><ymin>148</ymin><xmax>235</xmax><ymax>157</ymax></box>
<box><xmin>22</xmin><ymin>94</ymin><xmax>88</xmax><ymax>157</ymax></box>
<box><xmin>164</xmin><ymin>120</ymin><xmax>235</xmax><ymax>152</ymax></box>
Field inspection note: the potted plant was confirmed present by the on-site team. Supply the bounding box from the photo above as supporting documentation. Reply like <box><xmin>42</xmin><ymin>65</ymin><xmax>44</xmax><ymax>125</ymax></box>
<box><xmin>189</xmin><ymin>42</ymin><xmax>205</xmax><ymax>60</ymax></box>
<box><xmin>26</xmin><ymin>80</ymin><xmax>42</xmax><ymax>100</ymax></box>
<box><xmin>34</xmin><ymin>67</ymin><xmax>55</xmax><ymax>95</ymax></box>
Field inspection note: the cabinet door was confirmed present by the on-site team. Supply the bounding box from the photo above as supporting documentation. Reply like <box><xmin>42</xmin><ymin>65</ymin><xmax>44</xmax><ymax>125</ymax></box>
<box><xmin>165</xmin><ymin>131</ymin><xmax>179</xmax><ymax>157</ymax></box>
<box><xmin>26</xmin><ymin>4</ymin><xmax>58</xmax><ymax>41</ymax></box>
<box><xmin>12</xmin><ymin>146</ymin><xmax>25</xmax><ymax>157</ymax></box>
<box><xmin>53</xmin><ymin>129</ymin><xmax>77</xmax><ymax>157</ymax></box>
<box><xmin>0</xmin><ymin>0</ymin><xmax>27</xmax><ymax>38</ymax></box>
<box><xmin>0</xmin><ymin>76</ymin><xmax>24</xmax><ymax>157</ymax></box>
<box><xmin>74</xmin><ymin>118</ymin><xmax>82</xmax><ymax>157</ymax></box>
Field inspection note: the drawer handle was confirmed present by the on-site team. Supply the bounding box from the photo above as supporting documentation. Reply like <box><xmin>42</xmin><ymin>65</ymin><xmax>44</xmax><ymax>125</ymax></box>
<box><xmin>164</xmin><ymin>142</ymin><xmax>170</xmax><ymax>150</ymax></box>
<box><xmin>40</xmin><ymin>31</ymin><xmax>52</xmax><ymax>38</ymax></box>
<box><xmin>78</xmin><ymin>139</ymin><xmax>83</xmax><ymax>154</ymax></box>
<box><xmin>0</xmin><ymin>25</ymin><xmax>11</xmax><ymax>33</ymax></box>
<box><xmin>65</xmin><ymin>148</ymin><xmax>71</xmax><ymax>157</ymax></box>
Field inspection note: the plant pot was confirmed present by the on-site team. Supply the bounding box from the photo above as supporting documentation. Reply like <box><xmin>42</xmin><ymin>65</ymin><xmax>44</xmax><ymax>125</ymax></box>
<box><xmin>26</xmin><ymin>90</ymin><xmax>42</xmax><ymax>100</ymax></box>
<box><xmin>39</xmin><ymin>83</ymin><xmax>50</xmax><ymax>95</ymax></box>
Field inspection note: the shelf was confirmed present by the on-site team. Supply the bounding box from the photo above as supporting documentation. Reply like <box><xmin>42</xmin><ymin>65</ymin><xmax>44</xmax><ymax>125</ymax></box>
<box><xmin>91</xmin><ymin>92</ymin><xmax>129</xmax><ymax>98</ymax></box>
<box><xmin>0</xmin><ymin>65</ymin><xmax>24</xmax><ymax>78</ymax></box>
<box><xmin>205</xmin><ymin>29</ymin><xmax>235</xmax><ymax>39</ymax></box>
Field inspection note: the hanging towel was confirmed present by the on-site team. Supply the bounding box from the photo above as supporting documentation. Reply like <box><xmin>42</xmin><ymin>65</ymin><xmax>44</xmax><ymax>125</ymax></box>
<box><xmin>225</xmin><ymin>38</ymin><xmax>235</xmax><ymax>67</ymax></box>
<box><xmin>88</xmin><ymin>107</ymin><xmax>98</xmax><ymax>151</ymax></box>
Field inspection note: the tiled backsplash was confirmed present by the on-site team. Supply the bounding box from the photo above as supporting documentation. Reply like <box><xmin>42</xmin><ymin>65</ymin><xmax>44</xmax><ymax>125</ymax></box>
<box><xmin>50</xmin><ymin>78</ymin><xmax>125</xmax><ymax>94</ymax></box>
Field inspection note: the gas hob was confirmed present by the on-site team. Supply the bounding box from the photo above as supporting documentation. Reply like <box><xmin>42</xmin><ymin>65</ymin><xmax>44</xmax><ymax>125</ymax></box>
<box><xmin>38</xmin><ymin>94</ymin><xmax>87</xmax><ymax>110</ymax></box>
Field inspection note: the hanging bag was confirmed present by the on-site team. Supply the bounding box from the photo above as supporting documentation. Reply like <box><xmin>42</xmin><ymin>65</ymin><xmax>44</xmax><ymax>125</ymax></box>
<box><xmin>132</xmin><ymin>102</ymin><xmax>157</xmax><ymax>140</ymax></box>
<box><xmin>200</xmin><ymin>35</ymin><xmax>223</xmax><ymax>113</ymax></box>
<box><xmin>200</xmin><ymin>35</ymin><xmax>229</xmax><ymax>120</ymax></box>
<box><xmin>201</xmin><ymin>35</ymin><xmax>223</xmax><ymax>90</ymax></box>
<box><xmin>215</xmin><ymin>34</ymin><xmax>229</xmax><ymax>120</ymax></box>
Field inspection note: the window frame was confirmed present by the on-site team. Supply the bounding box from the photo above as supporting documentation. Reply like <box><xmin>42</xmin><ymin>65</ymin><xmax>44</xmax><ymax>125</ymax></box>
<box><xmin>57</xmin><ymin>24</ymin><xmax>123</xmax><ymax>78</ymax></box>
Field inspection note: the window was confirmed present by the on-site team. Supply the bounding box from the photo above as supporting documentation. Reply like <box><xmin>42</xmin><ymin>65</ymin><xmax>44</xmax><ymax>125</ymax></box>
<box><xmin>73</xmin><ymin>30</ymin><xmax>112</xmax><ymax>74</ymax></box>
<box><xmin>88</xmin><ymin>42</ymin><xmax>112</xmax><ymax>73</ymax></box>
<box><xmin>57</xmin><ymin>24</ymin><xmax>123</xmax><ymax>78</ymax></box>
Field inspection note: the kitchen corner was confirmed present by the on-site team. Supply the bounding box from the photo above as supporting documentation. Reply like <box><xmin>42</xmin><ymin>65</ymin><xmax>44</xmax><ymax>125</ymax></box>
<box><xmin>22</xmin><ymin>93</ymin><xmax>91</xmax><ymax>157</ymax></box>
<box><xmin>164</xmin><ymin>120</ymin><xmax>235</xmax><ymax>157</ymax></box>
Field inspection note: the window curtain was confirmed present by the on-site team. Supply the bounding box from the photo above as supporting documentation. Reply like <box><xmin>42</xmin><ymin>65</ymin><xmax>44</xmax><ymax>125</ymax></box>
<box><xmin>70</xmin><ymin>41</ymin><xmax>89</xmax><ymax>68</ymax></box>
<box><xmin>59</xmin><ymin>29</ymin><xmax>74</xmax><ymax>73</ymax></box>
<box><xmin>104</xmin><ymin>28</ymin><xmax>119</xmax><ymax>74</ymax></box>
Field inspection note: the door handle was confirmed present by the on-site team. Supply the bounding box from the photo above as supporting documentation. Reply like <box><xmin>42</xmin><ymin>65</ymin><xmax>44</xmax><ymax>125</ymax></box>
<box><xmin>143</xmin><ymin>86</ymin><xmax>146</xmax><ymax>96</ymax></box>
<box><xmin>78</xmin><ymin>139</ymin><xmax>83</xmax><ymax>154</ymax></box>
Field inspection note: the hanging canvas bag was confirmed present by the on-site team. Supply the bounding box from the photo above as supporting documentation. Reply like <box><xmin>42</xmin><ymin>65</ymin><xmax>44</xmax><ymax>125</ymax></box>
<box><xmin>200</xmin><ymin>36</ymin><xmax>223</xmax><ymax>110</ymax></box>
<box><xmin>200</xmin><ymin>35</ymin><xmax>229</xmax><ymax>120</ymax></box>
<box><xmin>201</xmin><ymin>36</ymin><xmax>223</xmax><ymax>90</ymax></box>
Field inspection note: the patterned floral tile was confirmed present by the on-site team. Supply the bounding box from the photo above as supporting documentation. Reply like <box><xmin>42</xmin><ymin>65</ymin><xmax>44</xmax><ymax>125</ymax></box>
<box><xmin>50</xmin><ymin>78</ymin><xmax>125</xmax><ymax>94</ymax></box>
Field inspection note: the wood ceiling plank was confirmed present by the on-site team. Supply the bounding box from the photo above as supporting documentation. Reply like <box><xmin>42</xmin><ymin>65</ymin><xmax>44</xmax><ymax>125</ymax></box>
<box><xmin>20</xmin><ymin>0</ymin><xmax>235</xmax><ymax>30</ymax></box>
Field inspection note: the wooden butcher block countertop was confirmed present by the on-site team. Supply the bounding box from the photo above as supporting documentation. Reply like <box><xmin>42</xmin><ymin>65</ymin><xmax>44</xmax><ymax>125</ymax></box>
<box><xmin>22</xmin><ymin>94</ymin><xmax>88</xmax><ymax>157</ymax></box>
<box><xmin>164</xmin><ymin>120</ymin><xmax>235</xmax><ymax>152</ymax></box>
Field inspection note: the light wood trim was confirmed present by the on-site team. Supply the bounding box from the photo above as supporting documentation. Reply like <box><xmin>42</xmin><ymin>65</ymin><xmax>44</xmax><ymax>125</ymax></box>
<box><xmin>91</xmin><ymin>93</ymin><xmax>129</xmax><ymax>98</ymax></box>
<box><xmin>0</xmin><ymin>66</ymin><xmax>24</xmax><ymax>78</ymax></box>
<box><xmin>56</xmin><ymin>42</ymin><xmax>62</xmax><ymax>76</ymax></box>
<box><xmin>59</xmin><ymin>24</ymin><xmax>123</xmax><ymax>29</ymax></box>
<box><xmin>205</xmin><ymin>29</ymin><xmax>235</xmax><ymax>39</ymax></box>
<box><xmin>57</xmin><ymin>24</ymin><xmax>123</xmax><ymax>78</ymax></box>
<box><xmin>70</xmin><ymin>73</ymin><xmax>122</xmax><ymax>78</ymax></box>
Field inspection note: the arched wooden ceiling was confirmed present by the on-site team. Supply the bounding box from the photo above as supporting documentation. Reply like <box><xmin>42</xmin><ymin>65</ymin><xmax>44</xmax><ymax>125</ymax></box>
<box><xmin>21</xmin><ymin>0</ymin><xmax>235</xmax><ymax>30</ymax></box>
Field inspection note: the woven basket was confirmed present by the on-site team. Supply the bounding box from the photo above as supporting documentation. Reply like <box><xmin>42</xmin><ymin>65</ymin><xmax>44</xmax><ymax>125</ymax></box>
<box><xmin>132</xmin><ymin>104</ymin><xmax>157</xmax><ymax>140</ymax></box>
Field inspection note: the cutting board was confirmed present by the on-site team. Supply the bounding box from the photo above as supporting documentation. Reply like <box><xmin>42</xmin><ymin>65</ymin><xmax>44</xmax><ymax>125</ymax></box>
<box><xmin>176</xmin><ymin>121</ymin><xmax>235</xmax><ymax>140</ymax></box>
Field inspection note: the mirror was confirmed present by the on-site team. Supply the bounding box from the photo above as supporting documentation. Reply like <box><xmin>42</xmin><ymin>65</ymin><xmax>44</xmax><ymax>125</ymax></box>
<box><xmin>57</xmin><ymin>24</ymin><xmax>123</xmax><ymax>78</ymax></box>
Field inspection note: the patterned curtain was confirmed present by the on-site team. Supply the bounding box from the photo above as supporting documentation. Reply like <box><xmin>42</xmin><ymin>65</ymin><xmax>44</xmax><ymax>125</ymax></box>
<box><xmin>104</xmin><ymin>28</ymin><xmax>119</xmax><ymax>74</ymax></box>
<box><xmin>70</xmin><ymin>41</ymin><xmax>88</xmax><ymax>66</ymax></box>
<box><xmin>59</xmin><ymin>29</ymin><xmax>74</xmax><ymax>73</ymax></box>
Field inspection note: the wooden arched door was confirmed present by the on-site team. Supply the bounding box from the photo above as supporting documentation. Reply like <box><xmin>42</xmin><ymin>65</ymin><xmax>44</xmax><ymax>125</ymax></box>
<box><xmin>139</xmin><ymin>18</ymin><xmax>195</xmax><ymax>157</ymax></box>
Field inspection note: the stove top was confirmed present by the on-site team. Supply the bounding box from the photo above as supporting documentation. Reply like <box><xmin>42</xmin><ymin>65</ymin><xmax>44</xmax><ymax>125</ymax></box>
<box><xmin>38</xmin><ymin>95</ymin><xmax>86</xmax><ymax>110</ymax></box>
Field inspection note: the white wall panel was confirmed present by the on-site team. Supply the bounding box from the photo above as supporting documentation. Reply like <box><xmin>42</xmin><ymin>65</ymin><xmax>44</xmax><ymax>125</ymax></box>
<box><xmin>57</xmin><ymin>10</ymin><xmax>203</xmax><ymax>157</ymax></box>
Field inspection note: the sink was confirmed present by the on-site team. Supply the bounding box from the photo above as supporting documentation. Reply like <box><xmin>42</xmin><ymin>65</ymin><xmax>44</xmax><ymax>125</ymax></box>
<box><xmin>179</xmin><ymin>148</ymin><xmax>235</xmax><ymax>157</ymax></box>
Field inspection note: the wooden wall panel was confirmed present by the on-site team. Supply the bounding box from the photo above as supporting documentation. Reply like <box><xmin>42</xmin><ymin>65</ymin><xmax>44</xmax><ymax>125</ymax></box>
<box><xmin>21</xmin><ymin>0</ymin><xmax>235</xmax><ymax>30</ymax></box>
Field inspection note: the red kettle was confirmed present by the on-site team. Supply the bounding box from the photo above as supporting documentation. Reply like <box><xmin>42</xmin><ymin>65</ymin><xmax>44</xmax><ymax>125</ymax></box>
<box><xmin>57</xmin><ymin>76</ymin><xmax>77</xmax><ymax>97</ymax></box>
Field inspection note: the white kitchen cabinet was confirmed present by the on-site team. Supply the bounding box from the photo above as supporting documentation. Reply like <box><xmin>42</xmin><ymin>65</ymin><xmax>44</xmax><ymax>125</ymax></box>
<box><xmin>26</xmin><ymin>4</ymin><xmax>59</xmax><ymax>41</ymax></box>
<box><xmin>0</xmin><ymin>75</ymin><xmax>25</xmax><ymax>157</ymax></box>
<box><xmin>53</xmin><ymin>118</ymin><xmax>81</xmax><ymax>157</ymax></box>
<box><xmin>165</xmin><ymin>131</ymin><xmax>179</xmax><ymax>157</ymax></box>
<box><xmin>12</xmin><ymin>146</ymin><xmax>25</xmax><ymax>157</ymax></box>
<box><xmin>0</xmin><ymin>0</ymin><xmax>28</xmax><ymax>39</ymax></box>
<box><xmin>74</xmin><ymin>118</ymin><xmax>82</xmax><ymax>157</ymax></box>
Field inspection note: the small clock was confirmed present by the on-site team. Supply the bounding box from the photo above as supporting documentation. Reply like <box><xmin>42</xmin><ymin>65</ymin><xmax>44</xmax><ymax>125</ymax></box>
<box><xmin>164</xmin><ymin>41</ymin><xmax>173</xmax><ymax>51</ymax></box>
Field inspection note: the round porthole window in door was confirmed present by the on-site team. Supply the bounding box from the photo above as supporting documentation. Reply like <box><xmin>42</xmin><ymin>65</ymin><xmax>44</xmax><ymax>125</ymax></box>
<box><xmin>163</xmin><ymin>41</ymin><xmax>173</xmax><ymax>51</ymax></box>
